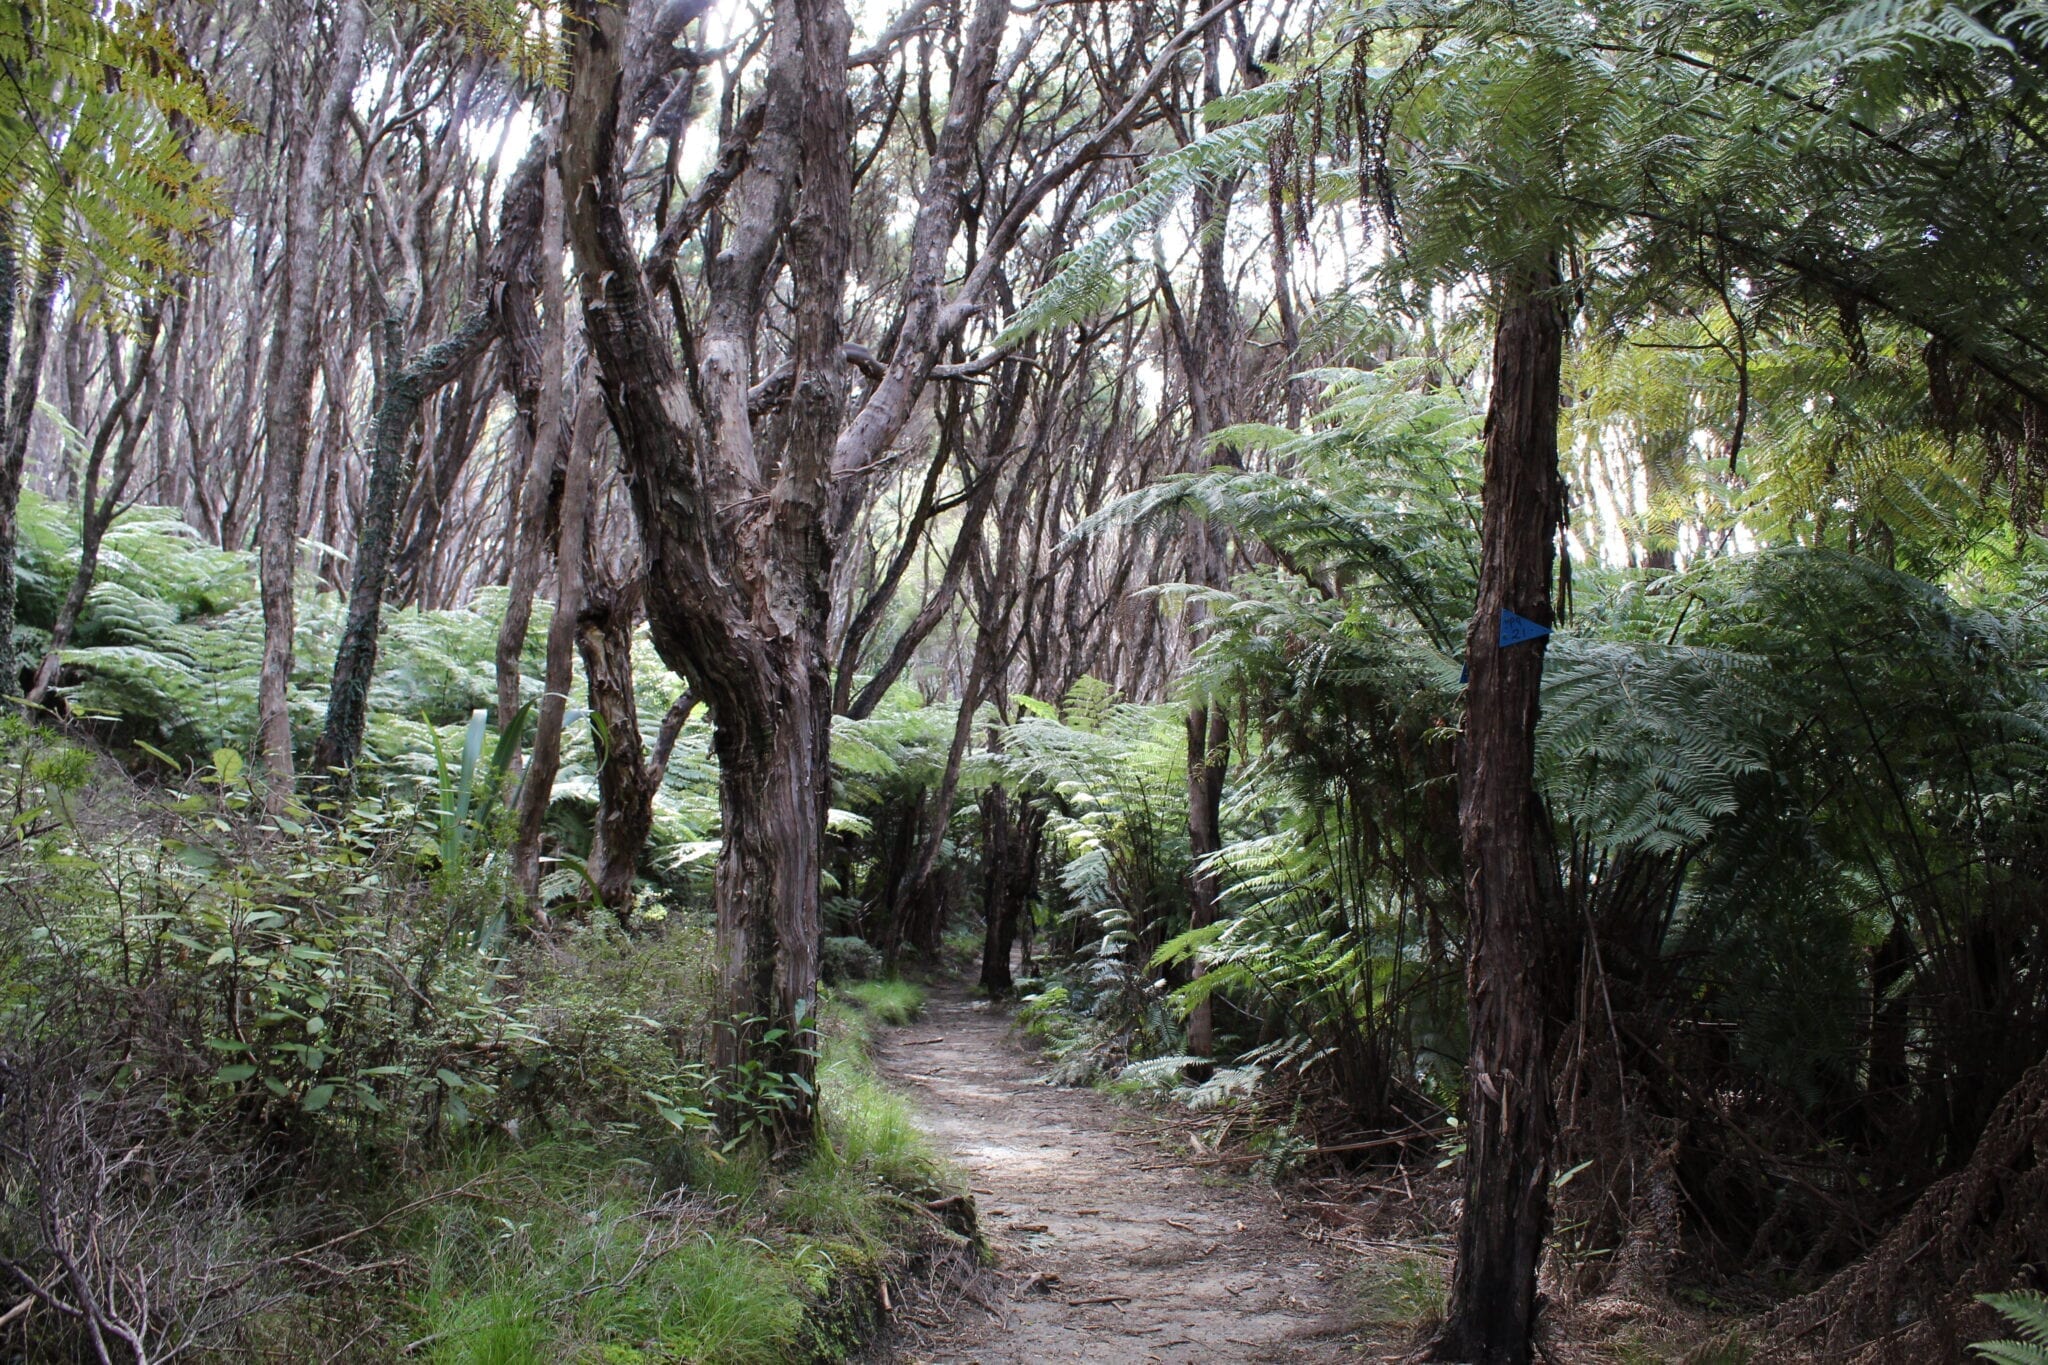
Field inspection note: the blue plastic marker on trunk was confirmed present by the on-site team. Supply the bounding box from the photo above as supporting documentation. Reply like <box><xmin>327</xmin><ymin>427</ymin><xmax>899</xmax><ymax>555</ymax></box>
<box><xmin>1497</xmin><ymin>609</ymin><xmax>1551</xmax><ymax>648</ymax></box>
<box><xmin>1461</xmin><ymin>609</ymin><xmax>1552</xmax><ymax>681</ymax></box>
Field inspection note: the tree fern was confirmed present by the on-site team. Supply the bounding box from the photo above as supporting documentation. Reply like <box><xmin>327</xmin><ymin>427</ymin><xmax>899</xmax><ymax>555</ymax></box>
<box><xmin>997</xmin><ymin>115</ymin><xmax>1284</xmax><ymax>346</ymax></box>
<box><xmin>1</xmin><ymin>0</ymin><xmax>244</xmax><ymax>292</ymax></box>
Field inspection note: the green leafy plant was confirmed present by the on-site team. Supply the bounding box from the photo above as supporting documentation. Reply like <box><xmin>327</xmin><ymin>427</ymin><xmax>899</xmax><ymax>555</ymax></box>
<box><xmin>428</xmin><ymin>703</ymin><xmax>530</xmax><ymax>883</ymax></box>
<box><xmin>1976</xmin><ymin>1292</ymin><xmax>2048</xmax><ymax>1365</ymax></box>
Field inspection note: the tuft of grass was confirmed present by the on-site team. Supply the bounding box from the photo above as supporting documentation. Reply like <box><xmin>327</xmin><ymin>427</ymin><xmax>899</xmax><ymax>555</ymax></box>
<box><xmin>408</xmin><ymin>1140</ymin><xmax>806</xmax><ymax>1365</ymax></box>
<box><xmin>418</xmin><ymin>1231</ymin><xmax>806</xmax><ymax>1365</ymax></box>
<box><xmin>815</xmin><ymin>1035</ymin><xmax>935</xmax><ymax>1193</ymax></box>
<box><xmin>1354</xmin><ymin>1252</ymin><xmax>1448</xmax><ymax>1331</ymax></box>
<box><xmin>405</xmin><ymin>1000</ymin><xmax>951</xmax><ymax>1364</ymax></box>
<box><xmin>841</xmin><ymin>978</ymin><xmax>925</xmax><ymax>1026</ymax></box>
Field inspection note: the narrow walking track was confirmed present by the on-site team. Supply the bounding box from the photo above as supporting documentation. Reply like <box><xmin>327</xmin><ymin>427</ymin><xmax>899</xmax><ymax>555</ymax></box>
<box><xmin>875</xmin><ymin>988</ymin><xmax>1361</xmax><ymax>1363</ymax></box>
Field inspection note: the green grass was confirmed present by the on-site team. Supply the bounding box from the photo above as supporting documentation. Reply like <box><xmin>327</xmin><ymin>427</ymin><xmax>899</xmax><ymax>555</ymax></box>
<box><xmin>839</xmin><ymin>978</ymin><xmax>925</xmax><ymax>1026</ymax></box>
<box><xmin>815</xmin><ymin>1029</ymin><xmax>935</xmax><ymax>1193</ymax></box>
<box><xmin>1355</xmin><ymin>1252</ymin><xmax>1448</xmax><ymax>1331</ymax></box>
<box><xmin>404</xmin><ymin>996</ymin><xmax>949</xmax><ymax>1364</ymax></box>
<box><xmin>407</xmin><ymin>1141</ymin><xmax>808</xmax><ymax>1365</ymax></box>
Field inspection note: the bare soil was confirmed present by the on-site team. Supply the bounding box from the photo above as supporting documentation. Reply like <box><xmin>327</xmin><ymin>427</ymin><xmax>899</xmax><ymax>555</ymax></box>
<box><xmin>873</xmin><ymin>988</ymin><xmax>1372</xmax><ymax>1364</ymax></box>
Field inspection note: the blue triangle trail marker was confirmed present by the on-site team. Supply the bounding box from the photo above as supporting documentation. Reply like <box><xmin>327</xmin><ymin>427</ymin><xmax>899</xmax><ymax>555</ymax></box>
<box><xmin>1497</xmin><ymin>609</ymin><xmax>1552</xmax><ymax>648</ymax></box>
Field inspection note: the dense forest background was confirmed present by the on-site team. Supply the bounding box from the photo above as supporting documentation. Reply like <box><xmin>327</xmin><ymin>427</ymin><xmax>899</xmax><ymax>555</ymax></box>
<box><xmin>4</xmin><ymin>0</ymin><xmax>2048</xmax><ymax>1360</ymax></box>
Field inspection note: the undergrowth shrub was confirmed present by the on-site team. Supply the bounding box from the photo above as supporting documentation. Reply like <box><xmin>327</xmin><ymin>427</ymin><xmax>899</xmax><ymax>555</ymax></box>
<box><xmin>0</xmin><ymin>717</ymin><xmax>956</xmax><ymax>1360</ymax></box>
<box><xmin>820</xmin><ymin>934</ymin><xmax>882</xmax><ymax>984</ymax></box>
<box><xmin>405</xmin><ymin>993</ymin><xmax>952</xmax><ymax>1365</ymax></box>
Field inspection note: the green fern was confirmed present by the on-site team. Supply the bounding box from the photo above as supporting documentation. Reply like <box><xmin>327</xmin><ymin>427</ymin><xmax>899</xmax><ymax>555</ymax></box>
<box><xmin>1976</xmin><ymin>1292</ymin><xmax>2048</xmax><ymax>1365</ymax></box>
<box><xmin>1</xmin><ymin>0</ymin><xmax>244</xmax><ymax>292</ymax></box>
<box><xmin>996</xmin><ymin>115</ymin><xmax>1283</xmax><ymax>345</ymax></box>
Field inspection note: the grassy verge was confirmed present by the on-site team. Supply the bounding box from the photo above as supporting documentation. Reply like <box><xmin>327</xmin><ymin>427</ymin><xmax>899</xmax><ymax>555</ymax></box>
<box><xmin>839</xmin><ymin>977</ymin><xmax>926</xmax><ymax>1026</ymax></box>
<box><xmin>402</xmin><ymin>983</ymin><xmax>952</xmax><ymax>1364</ymax></box>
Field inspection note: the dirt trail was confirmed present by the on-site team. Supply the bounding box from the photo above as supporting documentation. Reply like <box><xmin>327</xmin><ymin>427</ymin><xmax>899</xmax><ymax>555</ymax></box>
<box><xmin>874</xmin><ymin>988</ymin><xmax>1361</xmax><ymax>1364</ymax></box>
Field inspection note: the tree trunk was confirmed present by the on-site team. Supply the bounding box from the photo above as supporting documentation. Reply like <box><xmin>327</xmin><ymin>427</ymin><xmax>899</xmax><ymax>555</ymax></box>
<box><xmin>978</xmin><ymin>784</ymin><xmax>1014</xmax><ymax>995</ymax></box>
<box><xmin>978</xmin><ymin>785</ymin><xmax>1045</xmax><ymax>997</ymax></box>
<box><xmin>0</xmin><ymin>209</ymin><xmax>14</xmax><ymax>418</ymax></box>
<box><xmin>494</xmin><ymin>406</ymin><xmax>558</xmax><ymax>750</ymax></box>
<box><xmin>709</xmin><ymin>637</ymin><xmax>832</xmax><ymax>1133</ymax></box>
<box><xmin>309</xmin><ymin>311</ymin><xmax>493</xmax><ymax>777</ymax></box>
<box><xmin>576</xmin><ymin>578</ymin><xmax>660</xmax><ymax>918</ymax></box>
<box><xmin>254</xmin><ymin>0</ymin><xmax>368</xmax><ymax>804</ymax></box>
<box><xmin>561</xmin><ymin>0</ymin><xmax>854</xmax><ymax>1152</ymax></box>
<box><xmin>511</xmin><ymin>393</ymin><xmax>599</xmax><ymax>900</ymax></box>
<box><xmin>496</xmin><ymin>145</ymin><xmax>571</xmax><ymax>768</ymax></box>
<box><xmin>1164</xmin><ymin>62</ymin><xmax>1242</xmax><ymax>1054</ymax></box>
<box><xmin>896</xmin><ymin>666</ymin><xmax>982</xmax><ymax>964</ymax></box>
<box><xmin>1184</xmin><ymin>701</ymin><xmax>1228</xmax><ymax>1054</ymax></box>
<box><xmin>28</xmin><ymin>301</ymin><xmax>180</xmax><ymax>707</ymax></box>
<box><xmin>0</xmin><ymin>246</ymin><xmax>63</xmax><ymax>700</ymax></box>
<box><xmin>311</xmin><ymin>146</ymin><xmax>546</xmax><ymax>779</ymax></box>
<box><xmin>1430</xmin><ymin>258</ymin><xmax>1567</xmax><ymax>1365</ymax></box>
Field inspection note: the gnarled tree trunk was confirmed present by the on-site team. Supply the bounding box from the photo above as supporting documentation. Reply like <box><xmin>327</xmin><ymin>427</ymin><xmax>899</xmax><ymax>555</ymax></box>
<box><xmin>561</xmin><ymin>0</ymin><xmax>854</xmax><ymax>1149</ymax></box>
<box><xmin>1430</xmin><ymin>257</ymin><xmax>1568</xmax><ymax>1365</ymax></box>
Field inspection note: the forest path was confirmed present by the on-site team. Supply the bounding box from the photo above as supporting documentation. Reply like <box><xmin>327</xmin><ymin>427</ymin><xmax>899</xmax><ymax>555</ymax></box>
<box><xmin>873</xmin><ymin>987</ymin><xmax>1364</xmax><ymax>1364</ymax></box>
